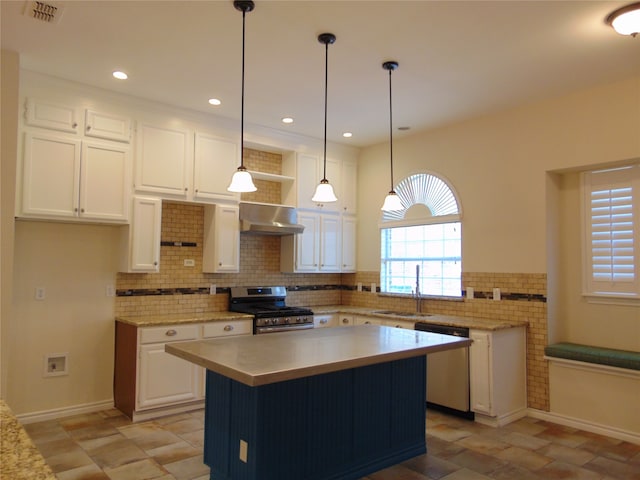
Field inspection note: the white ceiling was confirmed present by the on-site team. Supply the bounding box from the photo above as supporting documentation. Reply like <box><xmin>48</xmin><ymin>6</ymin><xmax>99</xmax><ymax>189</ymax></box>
<box><xmin>2</xmin><ymin>0</ymin><xmax>639</xmax><ymax>147</ymax></box>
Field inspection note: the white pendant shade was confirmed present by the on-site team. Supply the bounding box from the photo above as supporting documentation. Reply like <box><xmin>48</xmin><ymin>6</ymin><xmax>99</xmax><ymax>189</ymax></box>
<box><xmin>227</xmin><ymin>168</ymin><xmax>257</xmax><ymax>192</ymax></box>
<box><xmin>381</xmin><ymin>191</ymin><xmax>403</xmax><ymax>211</ymax></box>
<box><xmin>312</xmin><ymin>180</ymin><xmax>337</xmax><ymax>203</ymax></box>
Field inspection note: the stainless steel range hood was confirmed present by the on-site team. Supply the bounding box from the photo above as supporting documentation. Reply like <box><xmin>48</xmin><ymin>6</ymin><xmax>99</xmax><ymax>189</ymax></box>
<box><xmin>239</xmin><ymin>202</ymin><xmax>305</xmax><ymax>235</ymax></box>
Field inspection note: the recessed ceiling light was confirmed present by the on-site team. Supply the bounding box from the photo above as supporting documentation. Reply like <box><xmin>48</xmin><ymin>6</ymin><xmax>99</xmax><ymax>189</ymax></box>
<box><xmin>112</xmin><ymin>71</ymin><xmax>128</xmax><ymax>80</ymax></box>
<box><xmin>208</xmin><ymin>98</ymin><xmax>221</xmax><ymax>106</ymax></box>
<box><xmin>282</xmin><ymin>117</ymin><xmax>294</xmax><ymax>124</ymax></box>
<box><xmin>342</xmin><ymin>132</ymin><xmax>352</xmax><ymax>138</ymax></box>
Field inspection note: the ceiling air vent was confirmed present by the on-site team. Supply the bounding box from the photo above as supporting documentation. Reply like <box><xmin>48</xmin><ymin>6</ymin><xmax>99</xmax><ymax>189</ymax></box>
<box><xmin>24</xmin><ymin>1</ymin><xmax>64</xmax><ymax>24</ymax></box>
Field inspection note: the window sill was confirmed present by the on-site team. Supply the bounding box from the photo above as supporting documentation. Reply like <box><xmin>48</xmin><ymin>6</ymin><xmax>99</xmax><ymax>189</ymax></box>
<box><xmin>583</xmin><ymin>293</ymin><xmax>640</xmax><ymax>307</ymax></box>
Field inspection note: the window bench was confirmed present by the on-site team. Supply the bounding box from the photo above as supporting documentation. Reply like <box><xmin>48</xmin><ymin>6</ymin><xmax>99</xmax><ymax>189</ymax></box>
<box><xmin>544</xmin><ymin>342</ymin><xmax>640</xmax><ymax>443</ymax></box>
<box><xmin>544</xmin><ymin>342</ymin><xmax>640</xmax><ymax>371</ymax></box>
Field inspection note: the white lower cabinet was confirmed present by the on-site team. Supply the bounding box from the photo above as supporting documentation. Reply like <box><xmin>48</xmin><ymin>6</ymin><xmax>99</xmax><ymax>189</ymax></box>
<box><xmin>354</xmin><ymin>315</ymin><xmax>382</xmax><ymax>325</ymax></box>
<box><xmin>314</xmin><ymin>314</ymin><xmax>338</xmax><ymax>328</ymax></box>
<box><xmin>115</xmin><ymin>319</ymin><xmax>251</xmax><ymax>421</ymax></box>
<box><xmin>469</xmin><ymin>326</ymin><xmax>527</xmax><ymax>425</ymax></box>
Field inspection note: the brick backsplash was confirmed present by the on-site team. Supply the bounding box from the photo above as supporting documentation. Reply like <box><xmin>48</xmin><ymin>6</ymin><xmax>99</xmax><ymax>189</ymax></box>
<box><xmin>116</xmin><ymin>202</ymin><xmax>549</xmax><ymax>412</ymax></box>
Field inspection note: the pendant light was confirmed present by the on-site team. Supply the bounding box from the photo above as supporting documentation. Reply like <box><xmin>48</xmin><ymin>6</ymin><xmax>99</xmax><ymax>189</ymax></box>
<box><xmin>312</xmin><ymin>33</ymin><xmax>338</xmax><ymax>204</ymax></box>
<box><xmin>606</xmin><ymin>2</ymin><xmax>640</xmax><ymax>37</ymax></box>
<box><xmin>227</xmin><ymin>0</ymin><xmax>257</xmax><ymax>193</ymax></box>
<box><xmin>381</xmin><ymin>61</ymin><xmax>403</xmax><ymax>211</ymax></box>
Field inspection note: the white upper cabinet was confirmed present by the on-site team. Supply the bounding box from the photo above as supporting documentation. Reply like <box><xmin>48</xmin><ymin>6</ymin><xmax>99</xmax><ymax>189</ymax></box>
<box><xmin>284</xmin><ymin>153</ymin><xmax>341</xmax><ymax>211</ymax></box>
<box><xmin>25</xmin><ymin>98</ymin><xmax>79</xmax><ymax>134</ymax></box>
<box><xmin>120</xmin><ymin>196</ymin><xmax>162</xmax><ymax>273</ymax></box>
<box><xmin>340</xmin><ymin>159</ymin><xmax>357</xmax><ymax>214</ymax></box>
<box><xmin>20</xmin><ymin>131</ymin><xmax>130</xmax><ymax>222</ymax></box>
<box><xmin>85</xmin><ymin>109</ymin><xmax>132</xmax><ymax>143</ymax></box>
<box><xmin>193</xmin><ymin>133</ymin><xmax>239</xmax><ymax>202</ymax></box>
<box><xmin>202</xmin><ymin>204</ymin><xmax>240</xmax><ymax>273</ymax></box>
<box><xmin>135</xmin><ymin>122</ymin><xmax>192</xmax><ymax>197</ymax></box>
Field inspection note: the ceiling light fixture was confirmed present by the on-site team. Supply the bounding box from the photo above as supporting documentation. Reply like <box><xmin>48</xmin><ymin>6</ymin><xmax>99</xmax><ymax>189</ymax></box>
<box><xmin>282</xmin><ymin>117</ymin><xmax>294</xmax><ymax>124</ymax></box>
<box><xmin>606</xmin><ymin>2</ymin><xmax>640</xmax><ymax>37</ymax></box>
<box><xmin>381</xmin><ymin>61</ymin><xmax>403</xmax><ymax>212</ymax></box>
<box><xmin>112</xmin><ymin>71</ymin><xmax>128</xmax><ymax>80</ymax></box>
<box><xmin>208</xmin><ymin>98</ymin><xmax>221</xmax><ymax>106</ymax></box>
<box><xmin>228</xmin><ymin>0</ymin><xmax>257</xmax><ymax>193</ymax></box>
<box><xmin>312</xmin><ymin>33</ymin><xmax>338</xmax><ymax>204</ymax></box>
<box><xmin>343</xmin><ymin>132</ymin><xmax>352</xmax><ymax>138</ymax></box>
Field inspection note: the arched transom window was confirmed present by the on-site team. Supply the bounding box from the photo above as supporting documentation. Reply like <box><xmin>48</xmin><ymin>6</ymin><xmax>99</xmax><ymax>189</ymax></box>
<box><xmin>380</xmin><ymin>173</ymin><xmax>463</xmax><ymax>297</ymax></box>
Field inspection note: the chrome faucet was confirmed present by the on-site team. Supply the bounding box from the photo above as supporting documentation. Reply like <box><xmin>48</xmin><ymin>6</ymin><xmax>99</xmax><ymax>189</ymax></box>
<box><xmin>414</xmin><ymin>264</ymin><xmax>422</xmax><ymax>313</ymax></box>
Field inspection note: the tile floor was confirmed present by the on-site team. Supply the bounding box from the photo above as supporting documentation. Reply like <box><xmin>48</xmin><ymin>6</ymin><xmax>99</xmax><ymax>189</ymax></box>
<box><xmin>24</xmin><ymin>408</ymin><xmax>640</xmax><ymax>480</ymax></box>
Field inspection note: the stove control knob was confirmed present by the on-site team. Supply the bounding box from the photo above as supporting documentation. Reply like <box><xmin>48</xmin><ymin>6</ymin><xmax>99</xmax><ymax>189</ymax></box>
<box><xmin>284</xmin><ymin>317</ymin><xmax>290</xmax><ymax>324</ymax></box>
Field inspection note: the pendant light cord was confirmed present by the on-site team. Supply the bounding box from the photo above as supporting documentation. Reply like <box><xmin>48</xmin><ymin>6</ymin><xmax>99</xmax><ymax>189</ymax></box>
<box><xmin>240</xmin><ymin>7</ymin><xmax>246</xmax><ymax>169</ymax></box>
<box><xmin>388</xmin><ymin>66</ymin><xmax>394</xmax><ymax>191</ymax></box>
<box><xmin>322</xmin><ymin>39</ymin><xmax>329</xmax><ymax>181</ymax></box>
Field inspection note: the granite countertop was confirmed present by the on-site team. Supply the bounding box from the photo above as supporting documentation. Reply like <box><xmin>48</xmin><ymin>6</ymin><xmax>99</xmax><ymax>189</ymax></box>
<box><xmin>313</xmin><ymin>305</ymin><xmax>528</xmax><ymax>331</ymax></box>
<box><xmin>116</xmin><ymin>311</ymin><xmax>253</xmax><ymax>327</ymax></box>
<box><xmin>166</xmin><ymin>325</ymin><xmax>471</xmax><ymax>386</ymax></box>
<box><xmin>0</xmin><ymin>400</ymin><xmax>56</xmax><ymax>480</ymax></box>
<box><xmin>116</xmin><ymin>305</ymin><xmax>526</xmax><ymax>331</ymax></box>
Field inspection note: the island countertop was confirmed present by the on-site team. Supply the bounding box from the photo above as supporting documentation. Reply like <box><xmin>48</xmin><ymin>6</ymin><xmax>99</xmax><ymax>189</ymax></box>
<box><xmin>166</xmin><ymin>325</ymin><xmax>471</xmax><ymax>387</ymax></box>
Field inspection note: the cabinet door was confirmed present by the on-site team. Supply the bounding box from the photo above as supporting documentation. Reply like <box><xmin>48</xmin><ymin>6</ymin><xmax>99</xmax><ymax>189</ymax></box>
<box><xmin>194</xmin><ymin>133</ymin><xmax>239</xmax><ymax>201</ymax></box>
<box><xmin>85</xmin><ymin>109</ymin><xmax>132</xmax><ymax>143</ymax></box>
<box><xmin>25</xmin><ymin>98</ymin><xmax>79</xmax><ymax>133</ymax></box>
<box><xmin>128</xmin><ymin>197</ymin><xmax>161</xmax><ymax>272</ymax></box>
<box><xmin>80</xmin><ymin>141</ymin><xmax>130</xmax><ymax>222</ymax></box>
<box><xmin>341</xmin><ymin>215</ymin><xmax>357</xmax><ymax>272</ymax></box>
<box><xmin>341</xmin><ymin>159</ymin><xmax>357</xmax><ymax>214</ymax></box>
<box><xmin>319</xmin><ymin>213</ymin><xmax>340</xmax><ymax>272</ymax></box>
<box><xmin>354</xmin><ymin>316</ymin><xmax>382</xmax><ymax>325</ymax></box>
<box><xmin>135</xmin><ymin>122</ymin><xmax>191</xmax><ymax>197</ymax></box>
<box><xmin>295</xmin><ymin>212</ymin><xmax>320</xmax><ymax>271</ymax></box>
<box><xmin>21</xmin><ymin>132</ymin><xmax>81</xmax><ymax>218</ymax></box>
<box><xmin>469</xmin><ymin>330</ymin><xmax>493</xmax><ymax>415</ymax></box>
<box><xmin>215</xmin><ymin>204</ymin><xmax>240</xmax><ymax>272</ymax></box>
<box><xmin>296</xmin><ymin>154</ymin><xmax>319</xmax><ymax>210</ymax></box>
<box><xmin>138</xmin><ymin>343</ymin><xmax>199</xmax><ymax>410</ymax></box>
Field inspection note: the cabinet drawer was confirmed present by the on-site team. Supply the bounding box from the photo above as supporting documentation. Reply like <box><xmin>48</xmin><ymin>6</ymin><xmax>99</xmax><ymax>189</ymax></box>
<box><xmin>202</xmin><ymin>320</ymin><xmax>252</xmax><ymax>338</ymax></box>
<box><xmin>139</xmin><ymin>325</ymin><xmax>198</xmax><ymax>344</ymax></box>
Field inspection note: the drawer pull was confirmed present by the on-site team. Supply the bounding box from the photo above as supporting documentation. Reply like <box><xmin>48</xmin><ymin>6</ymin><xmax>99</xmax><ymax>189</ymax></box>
<box><xmin>342</xmin><ymin>318</ymin><xmax>349</xmax><ymax>324</ymax></box>
<box><xmin>223</xmin><ymin>325</ymin><xmax>234</xmax><ymax>332</ymax></box>
<box><xmin>320</xmin><ymin>319</ymin><xmax>328</xmax><ymax>324</ymax></box>
<box><xmin>165</xmin><ymin>329</ymin><xmax>177</xmax><ymax>337</ymax></box>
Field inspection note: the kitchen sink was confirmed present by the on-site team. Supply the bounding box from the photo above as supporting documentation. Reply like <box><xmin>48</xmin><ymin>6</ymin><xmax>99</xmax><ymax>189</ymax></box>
<box><xmin>372</xmin><ymin>310</ymin><xmax>432</xmax><ymax>318</ymax></box>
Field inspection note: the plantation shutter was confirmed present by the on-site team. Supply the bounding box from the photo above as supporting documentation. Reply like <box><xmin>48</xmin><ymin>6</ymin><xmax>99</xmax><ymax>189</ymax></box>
<box><xmin>584</xmin><ymin>165</ymin><xmax>638</xmax><ymax>295</ymax></box>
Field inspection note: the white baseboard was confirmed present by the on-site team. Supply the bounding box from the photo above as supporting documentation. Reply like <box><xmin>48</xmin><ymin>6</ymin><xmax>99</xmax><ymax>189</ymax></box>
<box><xmin>527</xmin><ymin>408</ymin><xmax>640</xmax><ymax>445</ymax></box>
<box><xmin>16</xmin><ymin>399</ymin><xmax>114</xmax><ymax>424</ymax></box>
<box><xmin>475</xmin><ymin>407</ymin><xmax>527</xmax><ymax>427</ymax></box>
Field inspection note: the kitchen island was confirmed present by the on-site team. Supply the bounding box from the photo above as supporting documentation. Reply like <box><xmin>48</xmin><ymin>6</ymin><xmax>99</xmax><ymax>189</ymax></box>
<box><xmin>166</xmin><ymin>325</ymin><xmax>471</xmax><ymax>480</ymax></box>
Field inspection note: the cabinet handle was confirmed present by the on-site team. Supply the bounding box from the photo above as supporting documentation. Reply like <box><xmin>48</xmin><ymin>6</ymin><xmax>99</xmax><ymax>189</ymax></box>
<box><xmin>165</xmin><ymin>329</ymin><xmax>177</xmax><ymax>337</ymax></box>
<box><xmin>86</xmin><ymin>125</ymin><xmax>92</xmax><ymax>131</ymax></box>
<box><xmin>80</xmin><ymin>208</ymin><xmax>85</xmax><ymax>213</ymax></box>
<box><xmin>218</xmin><ymin>262</ymin><xmax>222</xmax><ymax>266</ymax></box>
<box><xmin>72</xmin><ymin>122</ymin><xmax>78</xmax><ymax>128</ymax></box>
<box><xmin>364</xmin><ymin>321</ymin><xmax>371</xmax><ymax>324</ymax></box>
<box><xmin>74</xmin><ymin>207</ymin><xmax>78</xmax><ymax>212</ymax></box>
<box><xmin>224</xmin><ymin>325</ymin><xmax>234</xmax><ymax>332</ymax></box>
<box><xmin>153</xmin><ymin>261</ymin><xmax>158</xmax><ymax>266</ymax></box>
<box><xmin>342</xmin><ymin>318</ymin><xmax>349</xmax><ymax>324</ymax></box>
<box><xmin>184</xmin><ymin>187</ymin><xmax>188</xmax><ymax>192</ymax></box>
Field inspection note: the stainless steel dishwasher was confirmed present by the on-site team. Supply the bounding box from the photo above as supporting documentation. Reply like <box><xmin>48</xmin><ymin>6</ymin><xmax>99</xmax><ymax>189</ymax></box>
<box><xmin>415</xmin><ymin>322</ymin><xmax>473</xmax><ymax>419</ymax></box>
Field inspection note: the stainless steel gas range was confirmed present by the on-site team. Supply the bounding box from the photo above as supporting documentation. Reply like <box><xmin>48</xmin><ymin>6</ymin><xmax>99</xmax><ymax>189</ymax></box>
<box><xmin>228</xmin><ymin>286</ymin><xmax>314</xmax><ymax>334</ymax></box>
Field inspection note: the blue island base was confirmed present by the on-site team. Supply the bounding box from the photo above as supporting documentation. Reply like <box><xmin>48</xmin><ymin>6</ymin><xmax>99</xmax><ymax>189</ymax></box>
<box><xmin>204</xmin><ymin>356</ymin><xmax>426</xmax><ymax>480</ymax></box>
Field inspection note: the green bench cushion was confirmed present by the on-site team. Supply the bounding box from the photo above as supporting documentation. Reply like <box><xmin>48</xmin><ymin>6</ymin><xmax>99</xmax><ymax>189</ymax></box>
<box><xmin>545</xmin><ymin>342</ymin><xmax>640</xmax><ymax>371</ymax></box>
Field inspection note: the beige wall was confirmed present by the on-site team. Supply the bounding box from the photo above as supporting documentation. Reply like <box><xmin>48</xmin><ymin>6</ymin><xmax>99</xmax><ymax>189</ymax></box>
<box><xmin>1</xmin><ymin>50</ymin><xmax>19</xmax><ymax>398</ymax></box>
<box><xmin>357</xmin><ymin>76</ymin><xmax>640</xmax><ymax>273</ymax></box>
<box><xmin>10</xmin><ymin>222</ymin><xmax>121</xmax><ymax>415</ymax></box>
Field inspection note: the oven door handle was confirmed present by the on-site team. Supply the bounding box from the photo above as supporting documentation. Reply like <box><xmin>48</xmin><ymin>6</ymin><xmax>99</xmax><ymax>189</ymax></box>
<box><xmin>255</xmin><ymin>323</ymin><xmax>315</xmax><ymax>334</ymax></box>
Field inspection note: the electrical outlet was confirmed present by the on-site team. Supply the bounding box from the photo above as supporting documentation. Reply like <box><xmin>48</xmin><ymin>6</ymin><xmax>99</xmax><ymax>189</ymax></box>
<box><xmin>210</xmin><ymin>284</ymin><xmax>216</xmax><ymax>295</ymax></box>
<box><xmin>493</xmin><ymin>288</ymin><xmax>501</xmax><ymax>301</ymax></box>
<box><xmin>106</xmin><ymin>285</ymin><xmax>115</xmax><ymax>297</ymax></box>
<box><xmin>357</xmin><ymin>282</ymin><xmax>362</xmax><ymax>292</ymax></box>
<box><xmin>239</xmin><ymin>439</ymin><xmax>248</xmax><ymax>463</ymax></box>
<box><xmin>370</xmin><ymin>283</ymin><xmax>376</xmax><ymax>293</ymax></box>
<box><xmin>466</xmin><ymin>287</ymin><xmax>474</xmax><ymax>299</ymax></box>
<box><xmin>183</xmin><ymin>259</ymin><xmax>195</xmax><ymax>267</ymax></box>
<box><xmin>35</xmin><ymin>287</ymin><xmax>46</xmax><ymax>300</ymax></box>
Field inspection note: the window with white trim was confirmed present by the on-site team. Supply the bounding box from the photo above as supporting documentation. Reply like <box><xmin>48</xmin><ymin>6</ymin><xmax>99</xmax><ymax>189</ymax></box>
<box><xmin>380</xmin><ymin>173</ymin><xmax>462</xmax><ymax>297</ymax></box>
<box><xmin>582</xmin><ymin>164</ymin><xmax>639</xmax><ymax>299</ymax></box>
